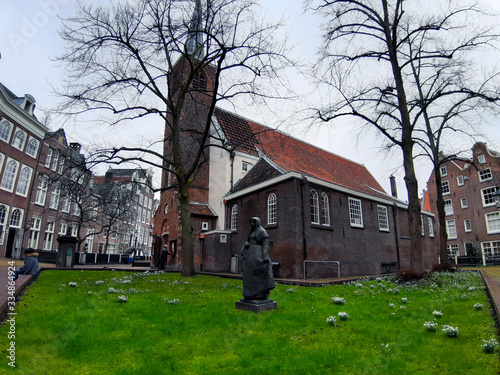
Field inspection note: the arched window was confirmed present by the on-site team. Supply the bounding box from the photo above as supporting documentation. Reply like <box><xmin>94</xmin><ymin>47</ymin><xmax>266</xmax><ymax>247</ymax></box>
<box><xmin>231</xmin><ymin>204</ymin><xmax>238</xmax><ymax>231</ymax></box>
<box><xmin>16</xmin><ymin>165</ymin><xmax>33</xmax><ymax>197</ymax></box>
<box><xmin>0</xmin><ymin>159</ymin><xmax>19</xmax><ymax>192</ymax></box>
<box><xmin>9</xmin><ymin>209</ymin><xmax>22</xmax><ymax>228</ymax></box>
<box><xmin>0</xmin><ymin>205</ymin><xmax>7</xmax><ymax>244</ymax></box>
<box><xmin>310</xmin><ymin>189</ymin><xmax>319</xmax><ymax>224</ymax></box>
<box><xmin>0</xmin><ymin>119</ymin><xmax>12</xmax><ymax>142</ymax></box>
<box><xmin>26</xmin><ymin>137</ymin><xmax>40</xmax><ymax>158</ymax></box>
<box><xmin>11</xmin><ymin>129</ymin><xmax>26</xmax><ymax>150</ymax></box>
<box><xmin>321</xmin><ymin>192</ymin><xmax>330</xmax><ymax>226</ymax></box>
<box><xmin>192</xmin><ymin>71</ymin><xmax>207</xmax><ymax>91</ymax></box>
<box><xmin>267</xmin><ymin>193</ymin><xmax>277</xmax><ymax>225</ymax></box>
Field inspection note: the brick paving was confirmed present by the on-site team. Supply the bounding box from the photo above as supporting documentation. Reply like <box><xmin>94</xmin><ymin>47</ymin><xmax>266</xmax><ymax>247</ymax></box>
<box><xmin>0</xmin><ymin>259</ymin><xmax>499</xmax><ymax>322</ymax></box>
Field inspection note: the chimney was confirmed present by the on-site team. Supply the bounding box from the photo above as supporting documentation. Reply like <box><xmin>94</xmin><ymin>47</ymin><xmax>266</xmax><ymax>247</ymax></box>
<box><xmin>390</xmin><ymin>175</ymin><xmax>398</xmax><ymax>198</ymax></box>
<box><xmin>69</xmin><ymin>142</ymin><xmax>82</xmax><ymax>153</ymax></box>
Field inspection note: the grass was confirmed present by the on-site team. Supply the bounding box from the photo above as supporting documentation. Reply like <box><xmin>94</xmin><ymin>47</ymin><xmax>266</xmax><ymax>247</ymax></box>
<box><xmin>1</xmin><ymin>270</ymin><xmax>499</xmax><ymax>374</ymax></box>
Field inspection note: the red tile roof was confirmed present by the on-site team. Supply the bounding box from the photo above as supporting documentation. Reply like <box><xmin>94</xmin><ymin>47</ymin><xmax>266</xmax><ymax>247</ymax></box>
<box><xmin>215</xmin><ymin>108</ymin><xmax>388</xmax><ymax>198</ymax></box>
<box><xmin>190</xmin><ymin>202</ymin><xmax>217</xmax><ymax>217</ymax></box>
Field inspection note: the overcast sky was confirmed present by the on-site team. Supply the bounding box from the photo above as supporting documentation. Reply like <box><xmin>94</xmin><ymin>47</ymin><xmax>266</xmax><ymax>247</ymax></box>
<box><xmin>1</xmin><ymin>0</ymin><xmax>499</xmax><ymax>201</ymax></box>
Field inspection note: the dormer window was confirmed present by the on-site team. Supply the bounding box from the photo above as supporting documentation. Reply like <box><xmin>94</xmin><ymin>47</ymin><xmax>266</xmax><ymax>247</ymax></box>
<box><xmin>478</xmin><ymin>154</ymin><xmax>486</xmax><ymax>164</ymax></box>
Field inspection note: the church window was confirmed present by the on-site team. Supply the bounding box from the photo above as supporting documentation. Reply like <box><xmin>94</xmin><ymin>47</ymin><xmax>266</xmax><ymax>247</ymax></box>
<box><xmin>321</xmin><ymin>193</ymin><xmax>330</xmax><ymax>226</ymax></box>
<box><xmin>231</xmin><ymin>204</ymin><xmax>238</xmax><ymax>231</ymax></box>
<box><xmin>310</xmin><ymin>190</ymin><xmax>319</xmax><ymax>224</ymax></box>
<box><xmin>192</xmin><ymin>71</ymin><xmax>207</xmax><ymax>91</ymax></box>
<box><xmin>267</xmin><ymin>193</ymin><xmax>277</xmax><ymax>225</ymax></box>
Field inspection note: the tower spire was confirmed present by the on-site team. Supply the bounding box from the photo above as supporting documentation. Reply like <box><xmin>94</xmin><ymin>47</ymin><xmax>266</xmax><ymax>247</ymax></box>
<box><xmin>186</xmin><ymin>0</ymin><xmax>204</xmax><ymax>59</ymax></box>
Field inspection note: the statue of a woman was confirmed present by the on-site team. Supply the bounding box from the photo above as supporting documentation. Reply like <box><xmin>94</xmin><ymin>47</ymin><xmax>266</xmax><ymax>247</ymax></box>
<box><xmin>241</xmin><ymin>217</ymin><xmax>275</xmax><ymax>300</ymax></box>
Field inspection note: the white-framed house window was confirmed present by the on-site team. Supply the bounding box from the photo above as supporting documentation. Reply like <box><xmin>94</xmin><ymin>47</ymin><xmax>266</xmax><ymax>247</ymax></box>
<box><xmin>0</xmin><ymin>205</ymin><xmax>9</xmax><ymax>245</ymax></box>
<box><xmin>377</xmin><ymin>205</ymin><xmax>389</xmax><ymax>232</ymax></box>
<box><xmin>51</xmin><ymin>150</ymin><xmax>59</xmax><ymax>172</ymax></box>
<box><xmin>35</xmin><ymin>175</ymin><xmax>48</xmax><ymax>206</ymax></box>
<box><xmin>15</xmin><ymin>165</ymin><xmax>33</xmax><ymax>197</ymax></box>
<box><xmin>447</xmin><ymin>244</ymin><xmax>459</xmax><ymax>257</ymax></box>
<box><xmin>43</xmin><ymin>221</ymin><xmax>55</xmax><ymax>250</ymax></box>
<box><xmin>25</xmin><ymin>137</ymin><xmax>40</xmax><ymax>158</ymax></box>
<box><xmin>321</xmin><ymin>192</ymin><xmax>330</xmax><ymax>226</ymax></box>
<box><xmin>446</xmin><ymin>219</ymin><xmax>457</xmax><ymax>239</ymax></box>
<box><xmin>49</xmin><ymin>184</ymin><xmax>61</xmax><ymax>210</ymax></box>
<box><xmin>464</xmin><ymin>219</ymin><xmax>472</xmax><ymax>233</ymax></box>
<box><xmin>456</xmin><ymin>175</ymin><xmax>464</xmax><ymax>186</ymax></box>
<box><xmin>45</xmin><ymin>148</ymin><xmax>53</xmax><ymax>168</ymax></box>
<box><xmin>11</xmin><ymin>129</ymin><xmax>26</xmax><ymax>150</ymax></box>
<box><xmin>478</xmin><ymin>154</ymin><xmax>486</xmax><ymax>164</ymax></box>
<box><xmin>485</xmin><ymin>212</ymin><xmax>500</xmax><ymax>234</ymax></box>
<box><xmin>230</xmin><ymin>204</ymin><xmax>238</xmax><ymax>231</ymax></box>
<box><xmin>444</xmin><ymin>199</ymin><xmax>453</xmax><ymax>216</ymax></box>
<box><xmin>479</xmin><ymin>168</ymin><xmax>492</xmax><ymax>182</ymax></box>
<box><xmin>0</xmin><ymin>158</ymin><xmax>20</xmax><ymax>192</ymax></box>
<box><xmin>482</xmin><ymin>241</ymin><xmax>500</xmax><ymax>257</ymax></box>
<box><xmin>0</xmin><ymin>119</ymin><xmax>13</xmax><ymax>143</ymax></box>
<box><xmin>441</xmin><ymin>180</ymin><xmax>450</xmax><ymax>195</ymax></box>
<box><xmin>28</xmin><ymin>217</ymin><xmax>42</xmax><ymax>249</ymax></box>
<box><xmin>460</xmin><ymin>197</ymin><xmax>468</xmax><ymax>209</ymax></box>
<box><xmin>348</xmin><ymin>197</ymin><xmax>363</xmax><ymax>228</ymax></box>
<box><xmin>481</xmin><ymin>187</ymin><xmax>498</xmax><ymax>207</ymax></box>
<box><xmin>9</xmin><ymin>208</ymin><xmax>23</xmax><ymax>228</ymax></box>
<box><xmin>428</xmin><ymin>217</ymin><xmax>434</xmax><ymax>237</ymax></box>
<box><xmin>310</xmin><ymin>190</ymin><xmax>320</xmax><ymax>224</ymax></box>
<box><xmin>267</xmin><ymin>193</ymin><xmax>277</xmax><ymax>225</ymax></box>
<box><xmin>59</xmin><ymin>222</ymin><xmax>68</xmax><ymax>236</ymax></box>
<box><xmin>0</xmin><ymin>153</ymin><xmax>4</xmax><ymax>174</ymax></box>
<box><xmin>440</xmin><ymin>166</ymin><xmax>447</xmax><ymax>177</ymax></box>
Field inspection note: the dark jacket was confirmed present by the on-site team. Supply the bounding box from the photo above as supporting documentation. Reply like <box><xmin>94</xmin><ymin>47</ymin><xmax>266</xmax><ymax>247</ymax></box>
<box><xmin>19</xmin><ymin>254</ymin><xmax>39</xmax><ymax>275</ymax></box>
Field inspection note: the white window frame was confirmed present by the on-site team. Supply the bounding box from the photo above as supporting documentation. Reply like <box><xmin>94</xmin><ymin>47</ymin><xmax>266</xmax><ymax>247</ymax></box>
<box><xmin>428</xmin><ymin>217</ymin><xmax>434</xmax><ymax>237</ymax></box>
<box><xmin>0</xmin><ymin>158</ymin><xmax>20</xmax><ymax>192</ymax></box>
<box><xmin>377</xmin><ymin>205</ymin><xmax>389</xmax><ymax>232</ymax></box>
<box><xmin>15</xmin><ymin>165</ymin><xmax>33</xmax><ymax>197</ymax></box>
<box><xmin>11</xmin><ymin>128</ymin><xmax>26</xmax><ymax>151</ymax></box>
<box><xmin>348</xmin><ymin>197</ymin><xmax>363</xmax><ymax>228</ymax></box>
<box><xmin>459</xmin><ymin>197</ymin><xmax>467</xmax><ymax>209</ymax></box>
<box><xmin>25</xmin><ymin>137</ymin><xmax>40</xmax><ymax>158</ymax></box>
<box><xmin>9</xmin><ymin>208</ymin><xmax>23</xmax><ymax>228</ymax></box>
<box><xmin>267</xmin><ymin>193</ymin><xmax>277</xmax><ymax>225</ymax></box>
<box><xmin>0</xmin><ymin>119</ymin><xmax>13</xmax><ymax>143</ymax></box>
<box><xmin>0</xmin><ymin>204</ymin><xmax>9</xmax><ymax>245</ymax></box>
<box><xmin>51</xmin><ymin>150</ymin><xmax>59</xmax><ymax>172</ymax></box>
<box><xmin>447</xmin><ymin>244</ymin><xmax>459</xmax><ymax>257</ymax></box>
<box><xmin>230</xmin><ymin>204</ymin><xmax>238</xmax><ymax>231</ymax></box>
<box><xmin>478</xmin><ymin>154</ymin><xmax>486</xmax><ymax>164</ymax></box>
<box><xmin>59</xmin><ymin>222</ymin><xmax>68</xmax><ymax>236</ymax></box>
<box><xmin>0</xmin><ymin>153</ymin><xmax>4</xmax><ymax>175</ymax></box>
<box><xmin>446</xmin><ymin>219</ymin><xmax>457</xmax><ymax>239</ymax></box>
<box><xmin>479</xmin><ymin>168</ymin><xmax>492</xmax><ymax>182</ymax></box>
<box><xmin>464</xmin><ymin>219</ymin><xmax>472</xmax><ymax>233</ymax></box>
<box><xmin>440</xmin><ymin>166</ymin><xmax>447</xmax><ymax>177</ymax></box>
<box><xmin>481</xmin><ymin>187</ymin><xmax>498</xmax><ymax>207</ymax></box>
<box><xmin>43</xmin><ymin>221</ymin><xmax>55</xmax><ymax>250</ymax></box>
<box><xmin>321</xmin><ymin>192</ymin><xmax>331</xmax><ymax>226</ymax></box>
<box><xmin>482</xmin><ymin>241</ymin><xmax>500</xmax><ymax>257</ymax></box>
<box><xmin>456</xmin><ymin>175</ymin><xmax>464</xmax><ymax>186</ymax></box>
<box><xmin>49</xmin><ymin>184</ymin><xmax>61</xmax><ymax>210</ymax></box>
<box><xmin>44</xmin><ymin>148</ymin><xmax>53</xmax><ymax>168</ymax></box>
<box><xmin>485</xmin><ymin>211</ymin><xmax>500</xmax><ymax>234</ymax></box>
<box><xmin>441</xmin><ymin>180</ymin><xmax>450</xmax><ymax>195</ymax></box>
<box><xmin>444</xmin><ymin>199</ymin><xmax>453</xmax><ymax>216</ymax></box>
<box><xmin>35</xmin><ymin>175</ymin><xmax>48</xmax><ymax>206</ymax></box>
<box><xmin>28</xmin><ymin>217</ymin><xmax>42</xmax><ymax>249</ymax></box>
<box><xmin>310</xmin><ymin>190</ymin><xmax>320</xmax><ymax>225</ymax></box>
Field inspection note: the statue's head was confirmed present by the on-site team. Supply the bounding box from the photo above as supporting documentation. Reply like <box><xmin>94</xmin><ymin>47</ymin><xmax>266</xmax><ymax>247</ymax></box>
<box><xmin>249</xmin><ymin>217</ymin><xmax>261</xmax><ymax>231</ymax></box>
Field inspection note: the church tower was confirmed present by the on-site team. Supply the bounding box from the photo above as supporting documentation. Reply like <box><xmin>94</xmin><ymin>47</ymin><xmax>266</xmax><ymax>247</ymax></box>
<box><xmin>154</xmin><ymin>0</ymin><xmax>217</xmax><ymax>269</ymax></box>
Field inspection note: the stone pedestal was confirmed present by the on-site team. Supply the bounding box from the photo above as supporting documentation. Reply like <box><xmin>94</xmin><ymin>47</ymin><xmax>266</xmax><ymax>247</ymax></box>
<box><xmin>235</xmin><ymin>298</ymin><xmax>277</xmax><ymax>313</ymax></box>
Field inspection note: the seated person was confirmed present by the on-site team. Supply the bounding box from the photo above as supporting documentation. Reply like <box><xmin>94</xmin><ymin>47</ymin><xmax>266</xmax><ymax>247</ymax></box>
<box><xmin>14</xmin><ymin>248</ymin><xmax>39</xmax><ymax>281</ymax></box>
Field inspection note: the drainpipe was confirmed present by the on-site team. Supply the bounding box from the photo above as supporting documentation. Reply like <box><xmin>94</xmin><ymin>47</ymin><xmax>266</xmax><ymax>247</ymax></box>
<box><xmin>299</xmin><ymin>175</ymin><xmax>308</xmax><ymax>265</ymax></box>
<box><xmin>392</xmin><ymin>202</ymin><xmax>401</xmax><ymax>269</ymax></box>
<box><xmin>229</xmin><ymin>150</ymin><xmax>235</xmax><ymax>190</ymax></box>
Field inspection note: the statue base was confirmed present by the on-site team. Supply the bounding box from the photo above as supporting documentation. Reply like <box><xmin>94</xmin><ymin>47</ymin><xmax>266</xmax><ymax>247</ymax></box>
<box><xmin>235</xmin><ymin>298</ymin><xmax>277</xmax><ymax>313</ymax></box>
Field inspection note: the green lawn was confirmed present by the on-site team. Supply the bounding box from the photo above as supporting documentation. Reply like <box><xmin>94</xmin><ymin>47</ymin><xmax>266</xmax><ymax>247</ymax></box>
<box><xmin>1</xmin><ymin>270</ymin><xmax>498</xmax><ymax>374</ymax></box>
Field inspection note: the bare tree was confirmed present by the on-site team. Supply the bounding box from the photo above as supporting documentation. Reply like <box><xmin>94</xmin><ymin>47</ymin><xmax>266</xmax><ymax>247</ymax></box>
<box><xmin>55</xmin><ymin>0</ymin><xmax>290</xmax><ymax>276</ymax></box>
<box><xmin>308</xmin><ymin>0</ymin><xmax>499</xmax><ymax>275</ymax></box>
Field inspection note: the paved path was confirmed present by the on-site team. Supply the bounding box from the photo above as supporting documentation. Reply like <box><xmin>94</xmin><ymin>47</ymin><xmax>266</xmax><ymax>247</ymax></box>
<box><xmin>1</xmin><ymin>259</ymin><xmax>499</xmax><ymax>322</ymax></box>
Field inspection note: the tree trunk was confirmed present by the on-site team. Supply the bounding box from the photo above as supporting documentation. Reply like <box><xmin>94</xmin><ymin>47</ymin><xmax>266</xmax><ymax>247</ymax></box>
<box><xmin>178</xmin><ymin>176</ymin><xmax>196</xmax><ymax>276</ymax></box>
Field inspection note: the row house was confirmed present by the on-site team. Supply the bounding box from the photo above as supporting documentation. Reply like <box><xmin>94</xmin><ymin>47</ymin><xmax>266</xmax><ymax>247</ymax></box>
<box><xmin>425</xmin><ymin>142</ymin><xmax>500</xmax><ymax>258</ymax></box>
<box><xmin>0</xmin><ymin>83</ymin><xmax>47</xmax><ymax>258</ymax></box>
<box><xmin>93</xmin><ymin>168</ymin><xmax>154</xmax><ymax>255</ymax></box>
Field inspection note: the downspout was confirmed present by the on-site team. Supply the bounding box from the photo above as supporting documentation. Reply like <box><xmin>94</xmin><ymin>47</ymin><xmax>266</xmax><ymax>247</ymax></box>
<box><xmin>229</xmin><ymin>150</ymin><xmax>235</xmax><ymax>190</ymax></box>
<box><xmin>299</xmin><ymin>175</ymin><xmax>308</xmax><ymax>272</ymax></box>
<box><xmin>392</xmin><ymin>202</ymin><xmax>401</xmax><ymax>269</ymax></box>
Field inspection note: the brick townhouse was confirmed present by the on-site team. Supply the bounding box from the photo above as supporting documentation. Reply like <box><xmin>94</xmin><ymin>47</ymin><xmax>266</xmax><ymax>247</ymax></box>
<box><xmin>425</xmin><ymin>142</ymin><xmax>500</xmax><ymax>258</ymax></box>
